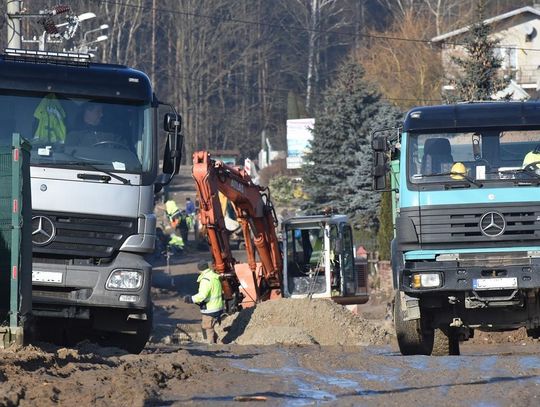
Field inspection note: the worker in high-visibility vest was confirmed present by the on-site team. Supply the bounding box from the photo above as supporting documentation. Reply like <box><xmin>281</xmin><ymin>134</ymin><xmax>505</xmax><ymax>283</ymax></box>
<box><xmin>184</xmin><ymin>260</ymin><xmax>224</xmax><ymax>344</ymax></box>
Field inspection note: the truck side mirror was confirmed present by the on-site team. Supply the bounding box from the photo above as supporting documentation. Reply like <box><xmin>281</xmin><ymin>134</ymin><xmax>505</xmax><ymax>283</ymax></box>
<box><xmin>373</xmin><ymin>151</ymin><xmax>388</xmax><ymax>191</ymax></box>
<box><xmin>372</xmin><ymin>137</ymin><xmax>388</xmax><ymax>152</ymax></box>
<box><xmin>163</xmin><ymin>113</ymin><xmax>182</xmax><ymax>133</ymax></box>
<box><xmin>162</xmin><ymin>112</ymin><xmax>183</xmax><ymax>176</ymax></box>
<box><xmin>162</xmin><ymin>132</ymin><xmax>182</xmax><ymax>175</ymax></box>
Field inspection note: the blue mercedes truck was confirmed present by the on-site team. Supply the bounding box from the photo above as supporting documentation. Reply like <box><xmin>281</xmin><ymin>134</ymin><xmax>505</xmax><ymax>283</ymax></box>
<box><xmin>373</xmin><ymin>101</ymin><xmax>540</xmax><ymax>355</ymax></box>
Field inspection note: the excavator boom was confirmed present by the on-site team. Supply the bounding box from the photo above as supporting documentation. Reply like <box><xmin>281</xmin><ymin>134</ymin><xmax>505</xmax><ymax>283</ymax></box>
<box><xmin>192</xmin><ymin>151</ymin><xmax>283</xmax><ymax>308</ymax></box>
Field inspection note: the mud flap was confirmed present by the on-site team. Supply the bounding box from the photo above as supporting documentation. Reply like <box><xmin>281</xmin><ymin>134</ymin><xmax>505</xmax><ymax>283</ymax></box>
<box><xmin>399</xmin><ymin>291</ymin><xmax>421</xmax><ymax>321</ymax></box>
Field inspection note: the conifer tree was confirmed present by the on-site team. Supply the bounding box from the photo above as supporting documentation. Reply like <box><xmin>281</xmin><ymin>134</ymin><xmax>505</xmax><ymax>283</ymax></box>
<box><xmin>302</xmin><ymin>57</ymin><xmax>401</xmax><ymax>227</ymax></box>
<box><xmin>450</xmin><ymin>0</ymin><xmax>509</xmax><ymax>101</ymax></box>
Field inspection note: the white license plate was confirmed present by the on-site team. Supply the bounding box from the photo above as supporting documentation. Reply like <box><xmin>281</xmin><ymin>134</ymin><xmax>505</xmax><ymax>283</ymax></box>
<box><xmin>473</xmin><ymin>277</ymin><xmax>517</xmax><ymax>290</ymax></box>
<box><xmin>32</xmin><ymin>270</ymin><xmax>63</xmax><ymax>284</ymax></box>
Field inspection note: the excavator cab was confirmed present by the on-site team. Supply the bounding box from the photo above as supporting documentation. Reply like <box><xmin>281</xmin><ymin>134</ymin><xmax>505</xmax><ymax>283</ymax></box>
<box><xmin>282</xmin><ymin>215</ymin><xmax>369</xmax><ymax>304</ymax></box>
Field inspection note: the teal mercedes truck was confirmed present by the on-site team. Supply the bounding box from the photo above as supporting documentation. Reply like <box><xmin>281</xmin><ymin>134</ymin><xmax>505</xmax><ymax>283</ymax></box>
<box><xmin>373</xmin><ymin>101</ymin><xmax>540</xmax><ymax>355</ymax></box>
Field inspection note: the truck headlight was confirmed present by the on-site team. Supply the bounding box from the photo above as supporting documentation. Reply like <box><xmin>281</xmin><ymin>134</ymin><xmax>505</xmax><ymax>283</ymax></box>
<box><xmin>412</xmin><ymin>273</ymin><xmax>441</xmax><ymax>289</ymax></box>
<box><xmin>106</xmin><ymin>270</ymin><xmax>143</xmax><ymax>290</ymax></box>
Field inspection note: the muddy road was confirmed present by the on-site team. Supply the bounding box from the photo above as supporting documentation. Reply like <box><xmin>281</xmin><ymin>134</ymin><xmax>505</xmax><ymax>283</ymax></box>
<box><xmin>0</xmin><ymin>250</ymin><xmax>539</xmax><ymax>406</ymax></box>
<box><xmin>1</xmin><ymin>168</ymin><xmax>539</xmax><ymax>406</ymax></box>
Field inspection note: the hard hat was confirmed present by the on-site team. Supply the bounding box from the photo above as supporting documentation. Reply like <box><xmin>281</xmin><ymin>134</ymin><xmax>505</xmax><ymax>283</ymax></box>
<box><xmin>450</xmin><ymin>162</ymin><xmax>466</xmax><ymax>180</ymax></box>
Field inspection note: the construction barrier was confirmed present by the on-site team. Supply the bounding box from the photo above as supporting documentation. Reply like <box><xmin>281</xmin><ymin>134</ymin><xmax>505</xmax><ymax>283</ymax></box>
<box><xmin>0</xmin><ymin>134</ymin><xmax>32</xmax><ymax>347</ymax></box>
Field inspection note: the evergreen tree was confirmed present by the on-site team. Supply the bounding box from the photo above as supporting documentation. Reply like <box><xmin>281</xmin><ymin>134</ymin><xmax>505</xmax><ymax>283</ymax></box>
<box><xmin>302</xmin><ymin>57</ymin><xmax>401</xmax><ymax>227</ymax></box>
<box><xmin>345</xmin><ymin>102</ymin><xmax>401</xmax><ymax>227</ymax></box>
<box><xmin>450</xmin><ymin>0</ymin><xmax>509</xmax><ymax>102</ymax></box>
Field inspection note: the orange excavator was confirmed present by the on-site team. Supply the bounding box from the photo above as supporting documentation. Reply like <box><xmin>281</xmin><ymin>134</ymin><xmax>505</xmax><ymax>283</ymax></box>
<box><xmin>192</xmin><ymin>151</ymin><xmax>369</xmax><ymax>311</ymax></box>
<box><xmin>192</xmin><ymin>151</ymin><xmax>283</xmax><ymax>310</ymax></box>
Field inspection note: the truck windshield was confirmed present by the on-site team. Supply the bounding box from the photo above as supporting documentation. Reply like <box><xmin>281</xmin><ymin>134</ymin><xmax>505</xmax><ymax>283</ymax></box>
<box><xmin>0</xmin><ymin>90</ymin><xmax>153</xmax><ymax>174</ymax></box>
<box><xmin>408</xmin><ymin>130</ymin><xmax>540</xmax><ymax>187</ymax></box>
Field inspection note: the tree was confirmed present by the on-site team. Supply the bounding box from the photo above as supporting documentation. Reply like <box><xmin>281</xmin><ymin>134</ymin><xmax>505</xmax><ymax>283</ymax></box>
<box><xmin>358</xmin><ymin>12</ymin><xmax>444</xmax><ymax>110</ymax></box>
<box><xmin>344</xmin><ymin>101</ymin><xmax>401</xmax><ymax>227</ymax></box>
<box><xmin>449</xmin><ymin>0</ymin><xmax>509</xmax><ymax>102</ymax></box>
<box><xmin>302</xmin><ymin>57</ymin><xmax>401</xmax><ymax>227</ymax></box>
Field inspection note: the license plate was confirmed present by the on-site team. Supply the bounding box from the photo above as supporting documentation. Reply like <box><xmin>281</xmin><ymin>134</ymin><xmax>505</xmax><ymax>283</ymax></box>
<box><xmin>32</xmin><ymin>270</ymin><xmax>63</xmax><ymax>284</ymax></box>
<box><xmin>473</xmin><ymin>277</ymin><xmax>517</xmax><ymax>290</ymax></box>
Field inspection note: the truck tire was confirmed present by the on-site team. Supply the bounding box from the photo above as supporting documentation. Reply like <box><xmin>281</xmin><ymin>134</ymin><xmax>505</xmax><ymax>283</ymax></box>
<box><xmin>432</xmin><ymin>327</ymin><xmax>460</xmax><ymax>356</ymax></box>
<box><xmin>527</xmin><ymin>328</ymin><xmax>540</xmax><ymax>339</ymax></box>
<box><xmin>99</xmin><ymin>307</ymin><xmax>154</xmax><ymax>354</ymax></box>
<box><xmin>394</xmin><ymin>293</ymin><xmax>433</xmax><ymax>355</ymax></box>
<box><xmin>121</xmin><ymin>307</ymin><xmax>154</xmax><ymax>354</ymax></box>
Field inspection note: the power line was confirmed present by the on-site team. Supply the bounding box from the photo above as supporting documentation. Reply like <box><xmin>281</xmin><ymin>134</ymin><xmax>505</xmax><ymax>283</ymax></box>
<box><xmin>98</xmin><ymin>0</ymin><xmax>540</xmax><ymax>52</ymax></box>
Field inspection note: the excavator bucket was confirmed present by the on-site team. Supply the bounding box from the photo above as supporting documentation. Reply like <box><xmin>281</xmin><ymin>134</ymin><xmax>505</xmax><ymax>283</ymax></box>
<box><xmin>234</xmin><ymin>263</ymin><xmax>261</xmax><ymax>308</ymax></box>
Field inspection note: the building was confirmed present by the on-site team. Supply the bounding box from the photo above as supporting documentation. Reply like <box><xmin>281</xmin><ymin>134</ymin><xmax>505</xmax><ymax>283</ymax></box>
<box><xmin>432</xmin><ymin>5</ymin><xmax>540</xmax><ymax>100</ymax></box>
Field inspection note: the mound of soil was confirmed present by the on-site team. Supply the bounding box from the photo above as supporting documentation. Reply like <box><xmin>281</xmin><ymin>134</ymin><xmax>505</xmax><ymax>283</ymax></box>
<box><xmin>468</xmin><ymin>327</ymin><xmax>538</xmax><ymax>345</ymax></box>
<box><xmin>0</xmin><ymin>343</ymin><xmax>212</xmax><ymax>406</ymax></box>
<box><xmin>218</xmin><ymin>298</ymin><xmax>394</xmax><ymax>346</ymax></box>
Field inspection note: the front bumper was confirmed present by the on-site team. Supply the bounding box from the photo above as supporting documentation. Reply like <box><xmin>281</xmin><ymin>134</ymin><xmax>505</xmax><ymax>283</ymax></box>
<box><xmin>32</xmin><ymin>252</ymin><xmax>151</xmax><ymax>316</ymax></box>
<box><xmin>401</xmin><ymin>259</ymin><xmax>540</xmax><ymax>294</ymax></box>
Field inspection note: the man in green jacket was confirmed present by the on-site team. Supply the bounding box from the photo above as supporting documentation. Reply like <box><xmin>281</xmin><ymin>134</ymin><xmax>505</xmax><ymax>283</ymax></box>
<box><xmin>184</xmin><ymin>260</ymin><xmax>224</xmax><ymax>344</ymax></box>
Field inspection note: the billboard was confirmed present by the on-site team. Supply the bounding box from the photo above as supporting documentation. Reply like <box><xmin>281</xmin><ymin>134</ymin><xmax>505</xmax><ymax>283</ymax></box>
<box><xmin>286</xmin><ymin>118</ymin><xmax>314</xmax><ymax>169</ymax></box>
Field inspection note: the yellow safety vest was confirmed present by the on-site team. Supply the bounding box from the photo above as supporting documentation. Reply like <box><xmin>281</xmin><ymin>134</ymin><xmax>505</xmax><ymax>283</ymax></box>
<box><xmin>165</xmin><ymin>200</ymin><xmax>180</xmax><ymax>217</ymax></box>
<box><xmin>192</xmin><ymin>268</ymin><xmax>224</xmax><ymax>314</ymax></box>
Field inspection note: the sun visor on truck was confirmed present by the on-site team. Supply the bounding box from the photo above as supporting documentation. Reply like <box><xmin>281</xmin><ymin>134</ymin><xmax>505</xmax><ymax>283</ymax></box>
<box><xmin>0</xmin><ymin>57</ymin><xmax>152</xmax><ymax>103</ymax></box>
<box><xmin>404</xmin><ymin>102</ymin><xmax>540</xmax><ymax>132</ymax></box>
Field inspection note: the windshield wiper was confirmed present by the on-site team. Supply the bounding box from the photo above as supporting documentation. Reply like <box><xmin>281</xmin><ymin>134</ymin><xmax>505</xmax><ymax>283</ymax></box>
<box><xmin>59</xmin><ymin>161</ymin><xmax>131</xmax><ymax>185</ymax></box>
<box><xmin>412</xmin><ymin>172</ymin><xmax>482</xmax><ymax>188</ymax></box>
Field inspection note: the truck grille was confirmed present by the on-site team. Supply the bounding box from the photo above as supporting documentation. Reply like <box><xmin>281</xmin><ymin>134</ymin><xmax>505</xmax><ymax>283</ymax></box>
<box><xmin>401</xmin><ymin>203</ymin><xmax>540</xmax><ymax>250</ymax></box>
<box><xmin>32</xmin><ymin>212</ymin><xmax>137</xmax><ymax>259</ymax></box>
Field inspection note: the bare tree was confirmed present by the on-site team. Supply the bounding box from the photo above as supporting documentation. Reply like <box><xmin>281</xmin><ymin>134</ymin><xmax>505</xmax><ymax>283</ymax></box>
<box><xmin>358</xmin><ymin>11</ymin><xmax>443</xmax><ymax>109</ymax></box>
<box><xmin>279</xmin><ymin>0</ymin><xmax>352</xmax><ymax>114</ymax></box>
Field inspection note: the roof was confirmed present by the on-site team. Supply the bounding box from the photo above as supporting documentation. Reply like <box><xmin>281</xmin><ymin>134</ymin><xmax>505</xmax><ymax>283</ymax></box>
<box><xmin>403</xmin><ymin>101</ymin><xmax>540</xmax><ymax>132</ymax></box>
<box><xmin>432</xmin><ymin>6</ymin><xmax>540</xmax><ymax>42</ymax></box>
<box><xmin>0</xmin><ymin>54</ymin><xmax>152</xmax><ymax>102</ymax></box>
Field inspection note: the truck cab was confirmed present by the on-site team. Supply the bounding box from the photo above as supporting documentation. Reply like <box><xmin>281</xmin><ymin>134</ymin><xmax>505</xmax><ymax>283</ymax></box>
<box><xmin>374</xmin><ymin>101</ymin><xmax>540</xmax><ymax>355</ymax></box>
<box><xmin>0</xmin><ymin>50</ymin><xmax>181</xmax><ymax>352</ymax></box>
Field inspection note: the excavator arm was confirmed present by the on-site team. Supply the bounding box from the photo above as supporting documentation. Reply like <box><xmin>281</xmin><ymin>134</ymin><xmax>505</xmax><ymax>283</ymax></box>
<box><xmin>192</xmin><ymin>151</ymin><xmax>283</xmax><ymax>309</ymax></box>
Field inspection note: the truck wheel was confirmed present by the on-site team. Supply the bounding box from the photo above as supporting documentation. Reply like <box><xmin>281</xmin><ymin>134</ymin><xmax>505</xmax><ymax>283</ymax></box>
<box><xmin>104</xmin><ymin>307</ymin><xmax>153</xmax><ymax>354</ymax></box>
<box><xmin>527</xmin><ymin>328</ymin><xmax>540</xmax><ymax>339</ymax></box>
<box><xmin>432</xmin><ymin>327</ymin><xmax>460</xmax><ymax>356</ymax></box>
<box><xmin>394</xmin><ymin>293</ymin><xmax>433</xmax><ymax>355</ymax></box>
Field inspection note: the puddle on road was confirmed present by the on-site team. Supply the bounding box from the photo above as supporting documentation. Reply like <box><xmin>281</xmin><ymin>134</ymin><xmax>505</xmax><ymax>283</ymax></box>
<box><xmin>231</xmin><ymin>361</ymin><xmax>359</xmax><ymax>406</ymax></box>
<box><xmin>231</xmin><ymin>347</ymin><xmax>366</xmax><ymax>405</ymax></box>
<box><xmin>230</xmin><ymin>348</ymin><xmax>540</xmax><ymax>406</ymax></box>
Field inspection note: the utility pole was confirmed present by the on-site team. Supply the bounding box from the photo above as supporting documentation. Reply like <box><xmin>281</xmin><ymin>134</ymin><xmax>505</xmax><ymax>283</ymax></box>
<box><xmin>7</xmin><ymin>0</ymin><xmax>22</xmax><ymax>48</ymax></box>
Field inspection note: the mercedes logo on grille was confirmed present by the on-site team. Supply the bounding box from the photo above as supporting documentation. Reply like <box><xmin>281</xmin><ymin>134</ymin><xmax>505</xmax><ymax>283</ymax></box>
<box><xmin>479</xmin><ymin>211</ymin><xmax>506</xmax><ymax>237</ymax></box>
<box><xmin>32</xmin><ymin>216</ymin><xmax>56</xmax><ymax>246</ymax></box>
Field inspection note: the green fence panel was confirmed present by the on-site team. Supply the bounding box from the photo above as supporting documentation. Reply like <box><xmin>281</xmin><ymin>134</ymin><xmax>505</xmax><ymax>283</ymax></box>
<box><xmin>0</xmin><ymin>133</ymin><xmax>31</xmax><ymax>343</ymax></box>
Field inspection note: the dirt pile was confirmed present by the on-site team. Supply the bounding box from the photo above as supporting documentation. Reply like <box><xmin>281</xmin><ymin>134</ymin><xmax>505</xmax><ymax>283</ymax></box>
<box><xmin>218</xmin><ymin>298</ymin><xmax>394</xmax><ymax>346</ymax></box>
<box><xmin>468</xmin><ymin>327</ymin><xmax>538</xmax><ymax>345</ymax></box>
<box><xmin>0</xmin><ymin>343</ymin><xmax>212</xmax><ymax>407</ymax></box>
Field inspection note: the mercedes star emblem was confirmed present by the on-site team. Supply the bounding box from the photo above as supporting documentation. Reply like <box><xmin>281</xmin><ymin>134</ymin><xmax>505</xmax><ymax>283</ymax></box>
<box><xmin>479</xmin><ymin>211</ymin><xmax>506</xmax><ymax>237</ymax></box>
<box><xmin>32</xmin><ymin>216</ymin><xmax>56</xmax><ymax>246</ymax></box>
